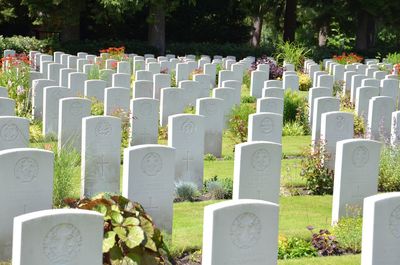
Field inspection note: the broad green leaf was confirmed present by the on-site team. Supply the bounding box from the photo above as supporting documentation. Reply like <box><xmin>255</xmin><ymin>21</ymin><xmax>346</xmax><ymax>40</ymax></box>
<box><xmin>103</xmin><ymin>231</ymin><xmax>116</xmax><ymax>253</ymax></box>
<box><xmin>126</xmin><ymin>226</ymin><xmax>145</xmax><ymax>249</ymax></box>
<box><xmin>114</xmin><ymin>226</ymin><xmax>127</xmax><ymax>241</ymax></box>
<box><xmin>123</xmin><ymin>217</ymin><xmax>140</xmax><ymax>226</ymax></box>
<box><xmin>140</xmin><ymin>216</ymin><xmax>154</xmax><ymax>237</ymax></box>
<box><xmin>145</xmin><ymin>238</ymin><xmax>157</xmax><ymax>252</ymax></box>
<box><xmin>109</xmin><ymin>245</ymin><xmax>123</xmax><ymax>261</ymax></box>
<box><xmin>111</xmin><ymin>211</ymin><xmax>124</xmax><ymax>224</ymax></box>
<box><xmin>121</xmin><ymin>256</ymin><xmax>138</xmax><ymax>265</ymax></box>
<box><xmin>94</xmin><ymin>204</ymin><xmax>108</xmax><ymax>215</ymax></box>
<box><xmin>126</xmin><ymin>252</ymin><xmax>141</xmax><ymax>264</ymax></box>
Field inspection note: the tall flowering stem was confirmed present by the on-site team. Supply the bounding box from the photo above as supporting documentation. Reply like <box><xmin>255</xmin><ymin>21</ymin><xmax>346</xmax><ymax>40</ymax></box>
<box><xmin>0</xmin><ymin>53</ymin><xmax>31</xmax><ymax>117</ymax></box>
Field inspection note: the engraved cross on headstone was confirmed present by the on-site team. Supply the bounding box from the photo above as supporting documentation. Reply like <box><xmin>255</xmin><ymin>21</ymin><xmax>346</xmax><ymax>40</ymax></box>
<box><xmin>97</xmin><ymin>154</ymin><xmax>109</xmax><ymax>180</ymax></box>
<box><xmin>182</xmin><ymin>151</ymin><xmax>194</xmax><ymax>173</ymax></box>
<box><xmin>145</xmin><ymin>197</ymin><xmax>158</xmax><ymax>210</ymax></box>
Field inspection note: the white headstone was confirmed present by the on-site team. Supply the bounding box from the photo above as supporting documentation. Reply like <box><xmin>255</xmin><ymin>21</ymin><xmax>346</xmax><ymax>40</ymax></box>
<box><xmin>160</xmin><ymin>88</ymin><xmax>185</xmax><ymax>126</ymax></box>
<box><xmin>0</xmin><ymin>148</ymin><xmax>54</xmax><ymax>260</ymax></box>
<box><xmin>130</xmin><ymin>98</ymin><xmax>159</xmax><ymax>145</ymax></box>
<box><xmin>68</xmin><ymin>72</ymin><xmax>87</xmax><ymax>96</ymax></box>
<box><xmin>84</xmin><ymin>80</ymin><xmax>107</xmax><ymax>103</ymax></box>
<box><xmin>104</xmin><ymin>87</ymin><xmax>130</xmax><ymax>116</ymax></box>
<box><xmin>32</xmin><ymin>79</ymin><xmax>58</xmax><ymax>120</ymax></box>
<box><xmin>212</xmin><ymin>87</ymin><xmax>236</xmax><ymax>128</ymax></box>
<box><xmin>58</xmin><ymin>97</ymin><xmax>91</xmax><ymax>151</ymax></box>
<box><xmin>250</xmin><ymin>70</ymin><xmax>268</xmax><ymax>98</ymax></box>
<box><xmin>367</xmin><ymin>96</ymin><xmax>396</xmax><ymax>141</ymax></box>
<box><xmin>202</xmin><ymin>199</ymin><xmax>279</xmax><ymax>265</ymax></box>
<box><xmin>0</xmin><ymin>116</ymin><xmax>29</xmax><ymax>151</ymax></box>
<box><xmin>248</xmin><ymin>113</ymin><xmax>283</xmax><ymax>144</ymax></box>
<box><xmin>153</xmin><ymin>74</ymin><xmax>171</xmax><ymax>100</ymax></box>
<box><xmin>332</xmin><ymin>139</ymin><xmax>381</xmax><ymax>224</ymax></box>
<box><xmin>43</xmin><ymin>86</ymin><xmax>72</xmax><ymax>136</ymax></box>
<box><xmin>122</xmin><ymin>145</ymin><xmax>175</xmax><ymax>233</ymax></box>
<box><xmin>168</xmin><ymin>114</ymin><xmax>204</xmax><ymax>189</ymax></box>
<box><xmin>12</xmin><ymin>209</ymin><xmax>103</xmax><ymax>265</ymax></box>
<box><xmin>311</xmin><ymin>97</ymin><xmax>340</xmax><ymax>147</ymax></box>
<box><xmin>233</xmin><ymin>141</ymin><xmax>282</xmax><ymax>203</ymax></box>
<box><xmin>112</xmin><ymin>73</ymin><xmax>131</xmax><ymax>88</ymax></box>
<box><xmin>361</xmin><ymin>192</ymin><xmax>400</xmax><ymax>265</ymax></box>
<box><xmin>82</xmin><ymin>116</ymin><xmax>121</xmax><ymax>197</ymax></box>
<box><xmin>196</xmin><ymin>97</ymin><xmax>224</xmax><ymax>157</ymax></box>
<box><xmin>256</xmin><ymin>97</ymin><xmax>284</xmax><ymax>114</ymax></box>
<box><xmin>321</xmin><ymin>111</ymin><xmax>354</xmax><ymax>169</ymax></box>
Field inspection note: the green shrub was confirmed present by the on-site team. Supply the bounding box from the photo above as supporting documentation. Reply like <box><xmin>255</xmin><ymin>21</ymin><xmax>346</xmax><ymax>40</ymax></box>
<box><xmin>223</xmin><ymin>154</ymin><xmax>233</xmax><ymax>161</ymax></box>
<box><xmin>88</xmin><ymin>64</ymin><xmax>101</xmax><ymax>80</ymax></box>
<box><xmin>175</xmin><ymin>182</ymin><xmax>199</xmax><ymax>202</ymax></box>
<box><xmin>90</xmin><ymin>98</ymin><xmax>105</xmax><ymax>115</ymax></box>
<box><xmin>278</xmin><ymin>236</ymin><xmax>317</xmax><ymax>260</ymax></box>
<box><xmin>0</xmin><ymin>35</ymin><xmax>52</xmax><ymax>53</ymax></box>
<box><xmin>227</xmin><ymin>104</ymin><xmax>256</xmax><ymax>144</ymax></box>
<box><xmin>65</xmin><ymin>193</ymin><xmax>172</xmax><ymax>265</ymax></box>
<box><xmin>275</xmin><ymin>41</ymin><xmax>311</xmax><ymax>70</ymax></box>
<box><xmin>241</xmin><ymin>95</ymin><xmax>256</xmax><ymax>103</ymax></box>
<box><xmin>40</xmin><ymin>143</ymin><xmax>80</xmax><ymax>208</ymax></box>
<box><xmin>333</xmin><ymin>81</ymin><xmax>344</xmax><ymax>96</ymax></box>
<box><xmin>282</xmin><ymin>122</ymin><xmax>306</xmax><ymax>136</ymax></box>
<box><xmin>301</xmin><ymin>142</ymin><xmax>334</xmax><ymax>195</ymax></box>
<box><xmin>283</xmin><ymin>91</ymin><xmax>307</xmax><ymax>124</ymax></box>
<box><xmin>203</xmin><ymin>176</ymin><xmax>233</xmax><ymax>199</ymax></box>
<box><xmin>298</xmin><ymin>73</ymin><xmax>312</xmax><ymax>91</ymax></box>
<box><xmin>333</xmin><ymin>216</ymin><xmax>362</xmax><ymax>254</ymax></box>
<box><xmin>29</xmin><ymin>121</ymin><xmax>45</xmax><ymax>143</ymax></box>
<box><xmin>379</xmin><ymin>146</ymin><xmax>400</xmax><ymax>192</ymax></box>
<box><xmin>385</xmin><ymin>52</ymin><xmax>400</xmax><ymax>64</ymax></box>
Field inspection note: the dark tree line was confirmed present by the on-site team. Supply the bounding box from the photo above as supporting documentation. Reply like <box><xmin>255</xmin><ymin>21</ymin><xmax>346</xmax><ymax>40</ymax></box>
<box><xmin>0</xmin><ymin>0</ymin><xmax>399</xmax><ymax>53</ymax></box>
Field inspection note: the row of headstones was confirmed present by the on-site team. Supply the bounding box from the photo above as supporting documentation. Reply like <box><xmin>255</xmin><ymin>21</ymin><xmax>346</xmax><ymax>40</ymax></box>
<box><xmin>305</xmin><ymin>59</ymin><xmax>400</xmax><ymax>145</ymax></box>
<box><xmin>7</xmin><ymin>192</ymin><xmax>400</xmax><ymax>264</ymax></box>
<box><xmin>0</xmin><ymin>135</ymin><xmax>284</xmax><ymax>261</ymax></box>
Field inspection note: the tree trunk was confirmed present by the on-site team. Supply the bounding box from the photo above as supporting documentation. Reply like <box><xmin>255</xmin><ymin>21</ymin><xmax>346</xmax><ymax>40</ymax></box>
<box><xmin>283</xmin><ymin>0</ymin><xmax>297</xmax><ymax>42</ymax></box>
<box><xmin>318</xmin><ymin>24</ymin><xmax>328</xmax><ymax>47</ymax></box>
<box><xmin>60</xmin><ymin>0</ymin><xmax>82</xmax><ymax>42</ymax></box>
<box><xmin>250</xmin><ymin>15</ymin><xmax>263</xmax><ymax>47</ymax></box>
<box><xmin>148</xmin><ymin>1</ymin><xmax>166</xmax><ymax>55</ymax></box>
<box><xmin>356</xmin><ymin>9</ymin><xmax>376</xmax><ymax>51</ymax></box>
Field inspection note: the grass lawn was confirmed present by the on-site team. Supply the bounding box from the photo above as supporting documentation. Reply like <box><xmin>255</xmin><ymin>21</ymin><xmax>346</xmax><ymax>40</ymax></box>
<box><xmin>171</xmin><ymin>195</ymin><xmax>332</xmax><ymax>254</ymax></box>
<box><xmin>278</xmin><ymin>255</ymin><xmax>360</xmax><ymax>265</ymax></box>
<box><xmin>204</xmin><ymin>158</ymin><xmax>305</xmax><ymax>187</ymax></box>
<box><xmin>221</xmin><ymin>134</ymin><xmax>310</xmax><ymax>158</ymax></box>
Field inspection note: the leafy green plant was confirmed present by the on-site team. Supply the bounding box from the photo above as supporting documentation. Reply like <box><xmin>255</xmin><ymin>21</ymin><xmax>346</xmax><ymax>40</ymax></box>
<box><xmin>242</xmin><ymin>71</ymin><xmax>251</xmax><ymax>90</ymax></box>
<box><xmin>283</xmin><ymin>91</ymin><xmax>307</xmax><ymax>124</ymax></box>
<box><xmin>29</xmin><ymin>121</ymin><xmax>45</xmax><ymax>143</ymax></box>
<box><xmin>64</xmin><ymin>193</ymin><xmax>172</xmax><ymax>265</ymax></box>
<box><xmin>275</xmin><ymin>41</ymin><xmax>311</xmax><ymax>70</ymax></box>
<box><xmin>333</xmin><ymin>216</ymin><xmax>362</xmax><ymax>254</ymax></box>
<box><xmin>88</xmin><ymin>64</ymin><xmax>101</xmax><ymax>79</ymax></box>
<box><xmin>385</xmin><ymin>52</ymin><xmax>400</xmax><ymax>64</ymax></box>
<box><xmin>379</xmin><ymin>146</ymin><xmax>400</xmax><ymax>192</ymax></box>
<box><xmin>174</xmin><ymin>181</ymin><xmax>199</xmax><ymax>202</ymax></box>
<box><xmin>241</xmin><ymin>95</ymin><xmax>256</xmax><ymax>103</ymax></box>
<box><xmin>301</xmin><ymin>142</ymin><xmax>334</xmax><ymax>195</ymax></box>
<box><xmin>90</xmin><ymin>98</ymin><xmax>105</xmax><ymax>115</ymax></box>
<box><xmin>38</xmin><ymin>143</ymin><xmax>80</xmax><ymax>207</ymax></box>
<box><xmin>203</xmin><ymin>176</ymin><xmax>233</xmax><ymax>199</ymax></box>
<box><xmin>298</xmin><ymin>72</ymin><xmax>312</xmax><ymax>91</ymax></box>
<box><xmin>227</xmin><ymin>104</ymin><xmax>255</xmax><ymax>144</ymax></box>
<box><xmin>278</xmin><ymin>236</ymin><xmax>317</xmax><ymax>260</ymax></box>
<box><xmin>223</xmin><ymin>154</ymin><xmax>233</xmax><ymax>161</ymax></box>
<box><xmin>282</xmin><ymin>122</ymin><xmax>306</xmax><ymax>136</ymax></box>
